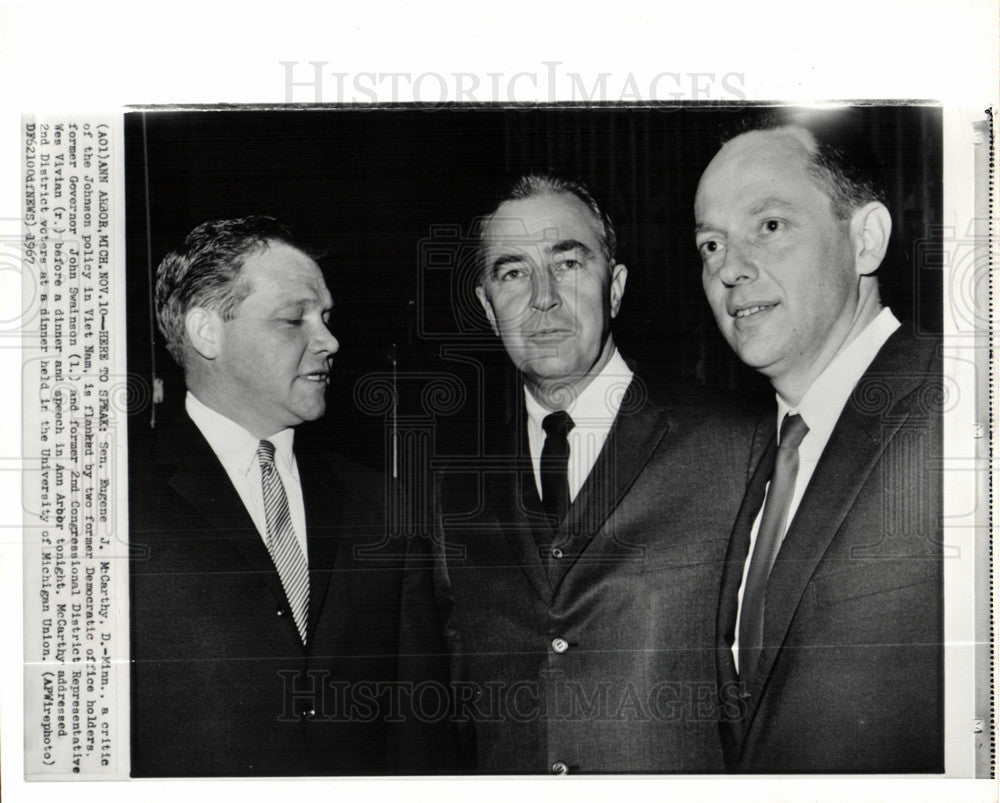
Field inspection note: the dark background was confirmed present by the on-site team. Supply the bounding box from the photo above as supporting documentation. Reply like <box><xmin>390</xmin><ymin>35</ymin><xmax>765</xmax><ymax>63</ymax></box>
<box><xmin>124</xmin><ymin>105</ymin><xmax>942</xmax><ymax>466</ymax></box>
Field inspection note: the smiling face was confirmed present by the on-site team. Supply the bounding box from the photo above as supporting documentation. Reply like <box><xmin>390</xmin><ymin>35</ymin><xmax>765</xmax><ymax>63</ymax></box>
<box><xmin>203</xmin><ymin>241</ymin><xmax>338</xmax><ymax>437</ymax></box>
<box><xmin>694</xmin><ymin>128</ymin><xmax>871</xmax><ymax>401</ymax></box>
<box><xmin>475</xmin><ymin>192</ymin><xmax>627</xmax><ymax>404</ymax></box>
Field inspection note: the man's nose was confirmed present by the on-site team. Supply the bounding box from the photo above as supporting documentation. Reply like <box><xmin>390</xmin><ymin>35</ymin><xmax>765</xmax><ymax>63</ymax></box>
<box><xmin>529</xmin><ymin>268</ymin><xmax>560</xmax><ymax>311</ymax></box>
<box><xmin>314</xmin><ymin>322</ymin><xmax>340</xmax><ymax>355</ymax></box>
<box><xmin>718</xmin><ymin>241</ymin><xmax>758</xmax><ymax>287</ymax></box>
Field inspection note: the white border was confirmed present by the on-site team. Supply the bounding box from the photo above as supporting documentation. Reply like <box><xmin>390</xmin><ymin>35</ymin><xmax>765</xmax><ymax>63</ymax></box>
<box><xmin>2</xmin><ymin>2</ymin><xmax>997</xmax><ymax>802</ymax></box>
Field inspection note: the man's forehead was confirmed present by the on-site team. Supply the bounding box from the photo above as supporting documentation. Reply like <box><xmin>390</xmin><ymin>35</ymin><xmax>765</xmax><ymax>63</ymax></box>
<box><xmin>484</xmin><ymin>193</ymin><xmax>602</xmax><ymax>243</ymax></box>
<box><xmin>241</xmin><ymin>243</ymin><xmax>331</xmax><ymax>303</ymax></box>
<box><xmin>721</xmin><ymin>127</ymin><xmax>815</xmax><ymax>166</ymax></box>
<box><xmin>696</xmin><ymin>129</ymin><xmax>821</xmax><ymax>215</ymax></box>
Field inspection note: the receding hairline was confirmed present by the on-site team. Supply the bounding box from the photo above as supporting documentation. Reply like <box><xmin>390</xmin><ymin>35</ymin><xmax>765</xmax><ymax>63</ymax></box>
<box><xmin>240</xmin><ymin>237</ymin><xmax>317</xmax><ymax>268</ymax></box>
<box><xmin>230</xmin><ymin>239</ymin><xmax>329</xmax><ymax>302</ymax></box>
<box><xmin>707</xmin><ymin>125</ymin><xmax>819</xmax><ymax>176</ymax></box>
<box><xmin>481</xmin><ymin>189</ymin><xmax>608</xmax><ymax>246</ymax></box>
<box><xmin>698</xmin><ymin>124</ymin><xmax>867</xmax><ymax>222</ymax></box>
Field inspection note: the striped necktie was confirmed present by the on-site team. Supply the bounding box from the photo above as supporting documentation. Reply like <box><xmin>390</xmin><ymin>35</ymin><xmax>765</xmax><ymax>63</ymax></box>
<box><xmin>257</xmin><ymin>440</ymin><xmax>309</xmax><ymax>645</ymax></box>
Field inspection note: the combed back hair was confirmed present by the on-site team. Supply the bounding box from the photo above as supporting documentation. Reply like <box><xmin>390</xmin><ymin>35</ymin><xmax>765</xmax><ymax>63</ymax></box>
<box><xmin>477</xmin><ymin>174</ymin><xmax>617</xmax><ymax>282</ymax></box>
<box><xmin>155</xmin><ymin>215</ymin><xmax>301</xmax><ymax>367</ymax></box>
<box><xmin>723</xmin><ymin>114</ymin><xmax>887</xmax><ymax>221</ymax></box>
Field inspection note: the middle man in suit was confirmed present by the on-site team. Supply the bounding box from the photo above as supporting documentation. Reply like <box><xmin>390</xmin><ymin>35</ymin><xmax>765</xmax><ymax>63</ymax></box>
<box><xmin>429</xmin><ymin>175</ymin><xmax>755</xmax><ymax>773</ymax></box>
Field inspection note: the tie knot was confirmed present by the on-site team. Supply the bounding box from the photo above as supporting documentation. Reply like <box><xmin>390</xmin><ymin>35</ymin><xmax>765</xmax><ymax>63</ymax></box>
<box><xmin>257</xmin><ymin>439</ymin><xmax>277</xmax><ymax>466</ymax></box>
<box><xmin>542</xmin><ymin>410</ymin><xmax>574</xmax><ymax>439</ymax></box>
<box><xmin>779</xmin><ymin>413</ymin><xmax>809</xmax><ymax>450</ymax></box>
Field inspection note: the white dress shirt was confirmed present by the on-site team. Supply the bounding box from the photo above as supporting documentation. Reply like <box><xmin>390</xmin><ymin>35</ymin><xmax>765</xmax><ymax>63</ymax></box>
<box><xmin>186</xmin><ymin>392</ymin><xmax>310</xmax><ymax>560</ymax></box>
<box><xmin>733</xmin><ymin>308</ymin><xmax>900</xmax><ymax>670</ymax></box>
<box><xmin>524</xmin><ymin>348</ymin><xmax>634</xmax><ymax>502</ymax></box>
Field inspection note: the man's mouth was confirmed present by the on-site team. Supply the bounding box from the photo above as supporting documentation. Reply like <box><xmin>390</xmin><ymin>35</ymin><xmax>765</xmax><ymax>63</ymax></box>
<box><xmin>300</xmin><ymin>371</ymin><xmax>330</xmax><ymax>383</ymax></box>
<box><xmin>732</xmin><ymin>304</ymin><xmax>776</xmax><ymax>319</ymax></box>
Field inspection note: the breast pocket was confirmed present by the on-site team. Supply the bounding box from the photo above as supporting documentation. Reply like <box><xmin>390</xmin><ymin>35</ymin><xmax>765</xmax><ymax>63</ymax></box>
<box><xmin>809</xmin><ymin>560</ymin><xmax>939</xmax><ymax>609</ymax></box>
<box><xmin>638</xmin><ymin>538</ymin><xmax>729</xmax><ymax>572</ymax></box>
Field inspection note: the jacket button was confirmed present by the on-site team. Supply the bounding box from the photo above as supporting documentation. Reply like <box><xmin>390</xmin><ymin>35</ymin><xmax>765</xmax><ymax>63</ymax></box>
<box><xmin>551</xmin><ymin>637</ymin><xmax>569</xmax><ymax>654</ymax></box>
<box><xmin>302</xmin><ymin>709</ymin><xmax>316</xmax><ymax>718</ymax></box>
<box><xmin>276</xmin><ymin>609</ymin><xmax>286</xmax><ymax>617</ymax></box>
<box><xmin>551</xmin><ymin>547</ymin><xmax>564</xmax><ymax>559</ymax></box>
<box><xmin>551</xmin><ymin>761</ymin><xmax>569</xmax><ymax>774</ymax></box>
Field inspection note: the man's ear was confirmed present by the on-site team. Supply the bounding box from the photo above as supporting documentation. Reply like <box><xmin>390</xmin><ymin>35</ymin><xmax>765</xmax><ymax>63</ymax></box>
<box><xmin>184</xmin><ymin>307</ymin><xmax>223</xmax><ymax>360</ymax></box>
<box><xmin>609</xmin><ymin>263</ymin><xmax>628</xmax><ymax>318</ymax></box>
<box><xmin>850</xmin><ymin>201</ymin><xmax>892</xmax><ymax>277</ymax></box>
<box><xmin>475</xmin><ymin>285</ymin><xmax>500</xmax><ymax>336</ymax></box>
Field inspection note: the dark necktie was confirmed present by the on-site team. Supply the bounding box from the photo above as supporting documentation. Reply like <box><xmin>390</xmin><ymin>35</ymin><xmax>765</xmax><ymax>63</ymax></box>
<box><xmin>738</xmin><ymin>413</ymin><xmax>809</xmax><ymax>689</ymax></box>
<box><xmin>540</xmin><ymin>411</ymin><xmax>574</xmax><ymax>529</ymax></box>
<box><xmin>257</xmin><ymin>440</ymin><xmax>310</xmax><ymax>646</ymax></box>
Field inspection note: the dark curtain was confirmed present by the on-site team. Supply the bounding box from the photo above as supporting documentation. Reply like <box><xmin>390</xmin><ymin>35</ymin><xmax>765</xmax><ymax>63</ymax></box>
<box><xmin>124</xmin><ymin>105</ymin><xmax>942</xmax><ymax>471</ymax></box>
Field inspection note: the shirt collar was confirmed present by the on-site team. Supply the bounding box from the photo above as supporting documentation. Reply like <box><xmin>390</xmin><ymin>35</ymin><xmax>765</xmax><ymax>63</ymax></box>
<box><xmin>185</xmin><ymin>391</ymin><xmax>297</xmax><ymax>477</ymax></box>
<box><xmin>776</xmin><ymin>307</ymin><xmax>901</xmax><ymax>443</ymax></box>
<box><xmin>524</xmin><ymin>348</ymin><xmax>634</xmax><ymax>428</ymax></box>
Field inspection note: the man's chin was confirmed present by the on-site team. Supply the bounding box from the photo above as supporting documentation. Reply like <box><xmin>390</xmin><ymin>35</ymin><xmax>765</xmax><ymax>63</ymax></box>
<box><xmin>520</xmin><ymin>356</ymin><xmax>578</xmax><ymax>385</ymax></box>
<box><xmin>291</xmin><ymin>397</ymin><xmax>327</xmax><ymax>425</ymax></box>
<box><xmin>732</xmin><ymin>342</ymin><xmax>787</xmax><ymax>382</ymax></box>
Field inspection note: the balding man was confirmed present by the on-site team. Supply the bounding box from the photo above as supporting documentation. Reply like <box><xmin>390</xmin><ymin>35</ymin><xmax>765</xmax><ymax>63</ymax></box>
<box><xmin>695</xmin><ymin>123</ymin><xmax>942</xmax><ymax>773</ymax></box>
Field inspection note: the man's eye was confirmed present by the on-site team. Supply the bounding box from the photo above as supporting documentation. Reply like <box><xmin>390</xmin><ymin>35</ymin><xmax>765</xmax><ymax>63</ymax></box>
<box><xmin>698</xmin><ymin>240</ymin><xmax>722</xmax><ymax>258</ymax></box>
<box><xmin>499</xmin><ymin>267</ymin><xmax>526</xmax><ymax>281</ymax></box>
<box><xmin>761</xmin><ymin>219</ymin><xmax>783</xmax><ymax>233</ymax></box>
<box><xmin>285</xmin><ymin>318</ymin><xmax>303</xmax><ymax>326</ymax></box>
<box><xmin>555</xmin><ymin>258</ymin><xmax>580</xmax><ymax>270</ymax></box>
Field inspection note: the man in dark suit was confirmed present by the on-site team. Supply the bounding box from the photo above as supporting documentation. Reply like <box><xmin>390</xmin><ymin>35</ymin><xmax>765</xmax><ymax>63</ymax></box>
<box><xmin>695</xmin><ymin>123</ymin><xmax>942</xmax><ymax>772</ymax></box>
<box><xmin>129</xmin><ymin>216</ymin><xmax>442</xmax><ymax>776</ymax></box>
<box><xmin>427</xmin><ymin>175</ymin><xmax>756</xmax><ymax>773</ymax></box>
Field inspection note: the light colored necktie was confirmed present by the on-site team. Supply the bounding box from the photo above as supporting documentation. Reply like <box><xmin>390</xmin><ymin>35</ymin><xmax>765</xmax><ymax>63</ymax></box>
<box><xmin>257</xmin><ymin>440</ymin><xmax>309</xmax><ymax>645</ymax></box>
<box><xmin>738</xmin><ymin>413</ymin><xmax>809</xmax><ymax>688</ymax></box>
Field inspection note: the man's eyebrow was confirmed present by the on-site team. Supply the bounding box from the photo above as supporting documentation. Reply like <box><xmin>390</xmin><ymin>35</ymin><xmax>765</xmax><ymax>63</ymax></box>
<box><xmin>747</xmin><ymin>198</ymin><xmax>796</xmax><ymax>216</ymax></box>
<box><xmin>549</xmin><ymin>239</ymin><xmax>595</xmax><ymax>258</ymax></box>
<box><xmin>274</xmin><ymin>297</ymin><xmax>331</xmax><ymax>313</ymax></box>
<box><xmin>486</xmin><ymin>239</ymin><xmax>596</xmax><ymax>277</ymax></box>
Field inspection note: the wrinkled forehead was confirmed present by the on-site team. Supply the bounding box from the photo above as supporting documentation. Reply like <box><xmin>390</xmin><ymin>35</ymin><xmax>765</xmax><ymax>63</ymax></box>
<box><xmin>483</xmin><ymin>192</ymin><xmax>604</xmax><ymax>246</ymax></box>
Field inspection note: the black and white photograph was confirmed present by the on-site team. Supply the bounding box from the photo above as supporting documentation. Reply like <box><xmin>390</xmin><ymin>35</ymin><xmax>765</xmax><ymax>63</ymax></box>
<box><xmin>124</xmin><ymin>105</ymin><xmax>947</xmax><ymax>776</ymax></box>
<box><xmin>4</xmin><ymin>3</ymin><xmax>996</xmax><ymax>802</ymax></box>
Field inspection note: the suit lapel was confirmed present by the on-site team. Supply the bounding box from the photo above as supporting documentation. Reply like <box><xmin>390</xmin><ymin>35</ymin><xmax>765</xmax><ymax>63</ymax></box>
<box><xmin>741</xmin><ymin>329</ymin><xmax>936</xmax><ymax>727</ymax></box>
<box><xmin>297</xmin><ymin>446</ymin><xmax>346</xmax><ymax>644</ymax></box>
<box><xmin>548</xmin><ymin>381</ymin><xmax>671</xmax><ymax>589</ymax></box>
<box><xmin>715</xmin><ymin>415</ymin><xmax>775</xmax><ymax>755</ymax></box>
<box><xmin>163</xmin><ymin>415</ymin><xmax>341</xmax><ymax>646</ymax></box>
<box><xmin>489</xmin><ymin>412</ymin><xmax>553</xmax><ymax>602</ymax></box>
<box><xmin>164</xmin><ymin>418</ymin><xmax>292</xmax><ymax>615</ymax></box>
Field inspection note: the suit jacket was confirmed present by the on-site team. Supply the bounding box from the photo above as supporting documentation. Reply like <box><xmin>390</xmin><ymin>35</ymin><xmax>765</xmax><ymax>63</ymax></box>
<box><xmin>716</xmin><ymin>327</ymin><xmax>943</xmax><ymax>773</ymax></box>
<box><xmin>129</xmin><ymin>413</ymin><xmax>444</xmax><ymax>776</ymax></box>
<box><xmin>428</xmin><ymin>378</ymin><xmax>757</xmax><ymax>773</ymax></box>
